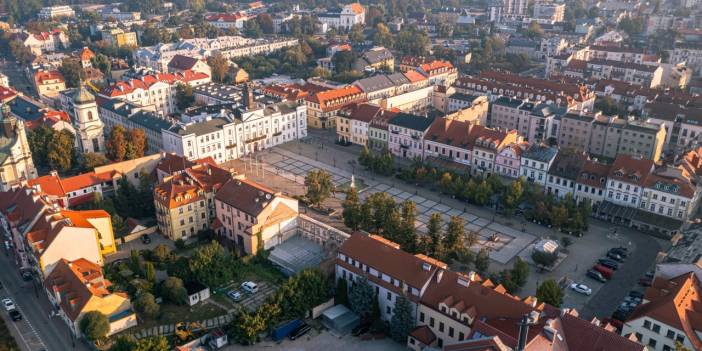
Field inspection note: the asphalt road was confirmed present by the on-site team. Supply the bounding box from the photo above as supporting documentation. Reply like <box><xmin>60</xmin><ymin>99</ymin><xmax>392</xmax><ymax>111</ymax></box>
<box><xmin>578</xmin><ymin>224</ymin><xmax>664</xmax><ymax>320</ymax></box>
<box><xmin>0</xmin><ymin>56</ymin><xmax>34</xmax><ymax>97</ymax></box>
<box><xmin>0</xmin><ymin>235</ymin><xmax>88</xmax><ymax>351</ymax></box>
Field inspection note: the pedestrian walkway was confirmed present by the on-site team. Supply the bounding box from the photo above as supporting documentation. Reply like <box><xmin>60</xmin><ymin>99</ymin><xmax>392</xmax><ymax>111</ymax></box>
<box><xmin>262</xmin><ymin>147</ymin><xmax>537</xmax><ymax>264</ymax></box>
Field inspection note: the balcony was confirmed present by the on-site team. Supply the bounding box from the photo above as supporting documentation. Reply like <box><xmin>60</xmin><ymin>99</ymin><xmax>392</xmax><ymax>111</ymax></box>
<box><xmin>400</xmin><ymin>144</ymin><xmax>410</xmax><ymax>149</ymax></box>
<box><xmin>245</xmin><ymin>135</ymin><xmax>267</xmax><ymax>143</ymax></box>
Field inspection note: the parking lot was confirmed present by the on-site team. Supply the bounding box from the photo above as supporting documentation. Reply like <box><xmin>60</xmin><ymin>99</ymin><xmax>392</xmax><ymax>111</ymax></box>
<box><xmin>216</xmin><ymin>280</ymin><xmax>279</xmax><ymax>313</ymax></box>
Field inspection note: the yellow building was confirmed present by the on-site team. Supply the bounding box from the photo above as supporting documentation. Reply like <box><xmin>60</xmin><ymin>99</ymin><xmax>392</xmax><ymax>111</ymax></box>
<box><xmin>33</xmin><ymin>70</ymin><xmax>67</xmax><ymax>98</ymax></box>
<box><xmin>44</xmin><ymin>258</ymin><xmax>137</xmax><ymax>337</ymax></box>
<box><xmin>101</xmin><ymin>28</ymin><xmax>138</xmax><ymax>48</ymax></box>
<box><xmin>154</xmin><ymin>160</ymin><xmax>233</xmax><ymax>241</ymax></box>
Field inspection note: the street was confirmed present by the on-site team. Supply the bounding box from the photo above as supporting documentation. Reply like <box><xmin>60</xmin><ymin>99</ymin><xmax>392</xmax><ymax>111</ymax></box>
<box><xmin>0</xmin><ymin>237</ymin><xmax>88</xmax><ymax>351</ymax></box>
<box><xmin>0</xmin><ymin>57</ymin><xmax>33</xmax><ymax>97</ymax></box>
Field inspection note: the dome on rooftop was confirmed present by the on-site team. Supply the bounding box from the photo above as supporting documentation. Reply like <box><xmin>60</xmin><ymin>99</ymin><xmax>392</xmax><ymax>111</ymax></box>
<box><xmin>73</xmin><ymin>85</ymin><xmax>95</xmax><ymax>104</ymax></box>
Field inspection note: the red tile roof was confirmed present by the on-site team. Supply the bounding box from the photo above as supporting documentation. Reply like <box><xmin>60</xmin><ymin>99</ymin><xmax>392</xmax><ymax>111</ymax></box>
<box><xmin>0</xmin><ymin>86</ymin><xmax>17</xmax><ymax>103</ymax></box>
<box><xmin>305</xmin><ymin>86</ymin><xmax>366</xmax><ymax>112</ymax></box>
<box><xmin>214</xmin><ymin>177</ymin><xmax>279</xmax><ymax>216</ymax></box>
<box><xmin>409</xmin><ymin>325</ymin><xmax>436</xmax><ymax>345</ymax></box>
<box><xmin>34</xmin><ymin>70</ymin><xmax>65</xmax><ymax>85</ymax></box>
<box><xmin>206</xmin><ymin>12</ymin><xmax>247</xmax><ymax>22</ymax></box>
<box><xmin>348</xmin><ymin>3</ymin><xmax>364</xmax><ymax>14</ymax></box>
<box><xmin>404</xmin><ymin>70</ymin><xmax>428</xmax><ymax>83</ymax></box>
<box><xmin>44</xmin><ymin>258</ymin><xmax>112</xmax><ymax>321</ymax></box>
<box><xmin>28</xmin><ymin>171</ymin><xmax>116</xmax><ymax>198</ymax></box>
<box><xmin>608</xmin><ymin>154</ymin><xmax>654</xmax><ymax>186</ymax></box>
<box><xmin>627</xmin><ymin>272</ymin><xmax>702</xmax><ymax>350</ymax></box>
<box><xmin>79</xmin><ymin>47</ymin><xmax>95</xmax><ymax>61</ymax></box>
<box><xmin>561</xmin><ymin>311</ymin><xmax>645</xmax><ymax>351</ymax></box>
<box><xmin>577</xmin><ymin>160</ymin><xmax>611</xmax><ymax>189</ymax></box>
<box><xmin>101</xmin><ymin>70</ymin><xmax>209</xmax><ymax>97</ymax></box>
<box><xmin>155</xmin><ymin>162</ymin><xmax>232</xmax><ymax>209</ymax></box>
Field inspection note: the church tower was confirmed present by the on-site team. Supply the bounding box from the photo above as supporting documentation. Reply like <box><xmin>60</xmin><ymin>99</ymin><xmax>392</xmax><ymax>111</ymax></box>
<box><xmin>0</xmin><ymin>102</ymin><xmax>37</xmax><ymax>190</ymax></box>
<box><xmin>72</xmin><ymin>85</ymin><xmax>104</xmax><ymax>153</ymax></box>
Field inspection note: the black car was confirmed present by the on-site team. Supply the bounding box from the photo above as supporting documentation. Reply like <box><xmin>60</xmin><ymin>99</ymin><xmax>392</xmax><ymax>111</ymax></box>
<box><xmin>597</xmin><ymin>258</ymin><xmax>620</xmax><ymax>270</ymax></box>
<box><xmin>9</xmin><ymin>310</ymin><xmax>21</xmax><ymax>321</ymax></box>
<box><xmin>351</xmin><ymin>324</ymin><xmax>370</xmax><ymax>337</ymax></box>
<box><xmin>587</xmin><ymin>269</ymin><xmax>607</xmax><ymax>283</ymax></box>
<box><xmin>610</xmin><ymin>248</ymin><xmax>629</xmax><ymax>258</ymax></box>
<box><xmin>21</xmin><ymin>271</ymin><xmax>32</xmax><ymax>281</ymax></box>
<box><xmin>141</xmin><ymin>234</ymin><xmax>151</xmax><ymax>244</ymax></box>
<box><xmin>289</xmin><ymin>322</ymin><xmax>311</xmax><ymax>340</ymax></box>
<box><xmin>607</xmin><ymin>251</ymin><xmax>625</xmax><ymax>262</ymax></box>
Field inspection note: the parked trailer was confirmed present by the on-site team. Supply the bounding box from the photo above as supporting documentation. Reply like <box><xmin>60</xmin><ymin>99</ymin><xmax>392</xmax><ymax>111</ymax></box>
<box><xmin>272</xmin><ymin>319</ymin><xmax>302</xmax><ymax>342</ymax></box>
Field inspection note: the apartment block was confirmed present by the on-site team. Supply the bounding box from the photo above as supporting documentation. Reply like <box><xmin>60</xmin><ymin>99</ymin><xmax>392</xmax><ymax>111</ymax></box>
<box><xmin>489</xmin><ymin>97</ymin><xmax>559</xmax><ymax>143</ymax></box>
<box><xmin>388</xmin><ymin>113</ymin><xmax>435</xmax><ymax>159</ymax></box>
<box><xmin>305</xmin><ymin>86</ymin><xmax>366</xmax><ymax>129</ymax></box>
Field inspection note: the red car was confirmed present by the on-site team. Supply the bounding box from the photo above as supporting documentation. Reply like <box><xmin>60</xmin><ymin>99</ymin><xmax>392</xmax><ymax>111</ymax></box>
<box><xmin>594</xmin><ymin>265</ymin><xmax>614</xmax><ymax>280</ymax></box>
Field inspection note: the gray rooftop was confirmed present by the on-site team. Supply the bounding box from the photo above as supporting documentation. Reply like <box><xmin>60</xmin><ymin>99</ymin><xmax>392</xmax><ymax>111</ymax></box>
<box><xmin>169</xmin><ymin>117</ymin><xmax>233</xmax><ymax>136</ymax></box>
<box><xmin>355</xmin><ymin>75</ymin><xmax>395</xmax><ymax>93</ymax></box>
<box><xmin>522</xmin><ymin>144</ymin><xmax>558</xmax><ymax>163</ymax></box>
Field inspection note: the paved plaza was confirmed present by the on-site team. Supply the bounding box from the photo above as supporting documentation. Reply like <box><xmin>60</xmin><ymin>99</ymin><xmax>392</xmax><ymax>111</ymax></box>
<box><xmin>261</xmin><ymin>148</ymin><xmax>537</xmax><ymax>264</ymax></box>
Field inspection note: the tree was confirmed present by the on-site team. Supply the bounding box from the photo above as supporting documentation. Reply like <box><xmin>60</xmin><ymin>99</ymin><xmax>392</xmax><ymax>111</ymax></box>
<box><xmin>188</xmin><ymin>241</ymin><xmax>233</xmax><ymax>288</ymax></box>
<box><xmin>106</xmin><ymin>125</ymin><xmax>127</xmax><ymax>161</ymax></box>
<box><xmin>511</xmin><ymin>257</ymin><xmax>529</xmax><ymax>288</ymax></box>
<box><xmin>390</xmin><ymin>295</ymin><xmax>415</xmax><ymax>342</ymax></box>
<box><xmin>348</xmin><ymin>277</ymin><xmax>375</xmax><ymax>321</ymax></box>
<box><xmin>426</xmin><ymin>213</ymin><xmax>444</xmax><ymax>258</ymax></box>
<box><xmin>130</xmin><ymin>249</ymin><xmax>142</xmax><ymax>276</ymax></box>
<box><xmin>675</xmin><ymin>341</ymin><xmax>692</xmax><ymax>351</ymax></box>
<box><xmin>111</xmin><ymin>214</ymin><xmax>128</xmax><ymax>238</ymax></box>
<box><xmin>134</xmin><ymin>292</ymin><xmax>160</xmax><ymax>319</ymax></box>
<box><xmin>152</xmin><ymin>244</ymin><xmax>172</xmax><ymax>263</ymax></box>
<box><xmin>207</xmin><ymin>53</ymin><xmax>229</xmax><ymax>83</ymax></box>
<box><xmin>244</xmin><ymin>19</ymin><xmax>262</xmax><ymax>38</ymax></box>
<box><xmin>395</xmin><ymin>27</ymin><xmax>429</xmax><ymax>56</ymax></box>
<box><xmin>525</xmin><ymin>21</ymin><xmax>544</xmax><ymax>39</ymax></box>
<box><xmin>232</xmin><ymin>308</ymin><xmax>266</xmax><ymax>345</ymax></box>
<box><xmin>335</xmin><ymin>278</ymin><xmax>349</xmax><ymax>306</ymax></box>
<box><xmin>59</xmin><ymin>59</ymin><xmax>83</xmax><ymax>88</ymax></box>
<box><xmin>475</xmin><ymin>248</ymin><xmax>490</xmax><ymax>274</ymax></box>
<box><xmin>342</xmin><ymin>186</ymin><xmax>362</xmax><ymax>230</ymax></box>
<box><xmin>80</xmin><ymin>152</ymin><xmax>109</xmax><ymax>172</ymax></box>
<box><xmin>439</xmin><ymin>172</ymin><xmax>453</xmax><ymax>194</ymax></box>
<box><xmin>144</xmin><ymin>262</ymin><xmax>156</xmax><ymax>283</ymax></box>
<box><xmin>91</xmin><ymin>54</ymin><xmax>111</xmax><ymax>76</ymax></box>
<box><xmin>46</xmin><ymin>130</ymin><xmax>75</xmax><ymax>173</ymax></box>
<box><xmin>256</xmin><ymin>13</ymin><xmax>274</xmax><ymax>34</ymax></box>
<box><xmin>175</xmin><ymin>83</ymin><xmax>194</xmax><ymax>111</ymax></box>
<box><xmin>532</xmin><ymin>250</ymin><xmax>558</xmax><ymax>267</ymax></box>
<box><xmin>305</xmin><ymin>170</ymin><xmax>334</xmax><ymax>207</ymax></box>
<box><xmin>125</xmin><ymin>128</ymin><xmax>147</xmax><ymax>160</ymax></box>
<box><xmin>310</xmin><ymin>67</ymin><xmax>331</xmax><ymax>79</ymax></box>
<box><xmin>444</xmin><ymin>216</ymin><xmax>465</xmax><ymax>256</ymax></box>
<box><xmin>79</xmin><ymin>311</ymin><xmax>109</xmax><ymax>343</ymax></box>
<box><xmin>536</xmin><ymin>279</ymin><xmax>564</xmax><ymax>307</ymax></box>
<box><xmin>27</xmin><ymin>125</ymin><xmax>53</xmax><ymax>167</ymax></box>
<box><xmin>332</xmin><ymin>50</ymin><xmax>356</xmax><ymax>74</ymax></box>
<box><xmin>349</xmin><ymin>24</ymin><xmax>365</xmax><ymax>44</ymax></box>
<box><xmin>550</xmin><ymin>205</ymin><xmax>568</xmax><ymax>229</ymax></box>
<box><xmin>595</xmin><ymin>96</ymin><xmax>620</xmax><ymax>116</ymax></box>
<box><xmin>397</xmin><ymin>200</ymin><xmax>418</xmax><ymax>252</ymax></box>
<box><xmin>373</xmin><ymin>23</ymin><xmax>393</xmax><ymax>47</ymax></box>
<box><xmin>161</xmin><ymin>277</ymin><xmax>187</xmax><ymax>305</ymax></box>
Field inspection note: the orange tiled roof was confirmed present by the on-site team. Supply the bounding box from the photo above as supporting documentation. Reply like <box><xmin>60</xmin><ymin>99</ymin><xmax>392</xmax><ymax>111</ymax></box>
<box><xmin>305</xmin><ymin>85</ymin><xmax>366</xmax><ymax>112</ymax></box>
<box><xmin>206</xmin><ymin>12</ymin><xmax>247</xmax><ymax>22</ymax></box>
<box><xmin>79</xmin><ymin>47</ymin><xmax>95</xmax><ymax>61</ymax></box>
<box><xmin>44</xmin><ymin>258</ymin><xmax>112</xmax><ymax>321</ymax></box>
<box><xmin>101</xmin><ymin>70</ymin><xmax>209</xmax><ymax>97</ymax></box>
<box><xmin>403</xmin><ymin>70</ymin><xmax>427</xmax><ymax>83</ymax></box>
<box><xmin>348</xmin><ymin>3</ymin><xmax>364</xmax><ymax>14</ymax></box>
<box><xmin>34</xmin><ymin>71</ymin><xmax>65</xmax><ymax>85</ymax></box>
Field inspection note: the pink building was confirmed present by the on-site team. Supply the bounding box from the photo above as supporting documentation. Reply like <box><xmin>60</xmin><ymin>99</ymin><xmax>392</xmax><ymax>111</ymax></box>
<box><xmin>495</xmin><ymin>142</ymin><xmax>528</xmax><ymax>179</ymax></box>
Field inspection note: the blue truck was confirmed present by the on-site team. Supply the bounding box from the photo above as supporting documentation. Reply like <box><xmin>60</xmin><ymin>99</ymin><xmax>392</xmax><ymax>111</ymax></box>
<box><xmin>272</xmin><ymin>319</ymin><xmax>302</xmax><ymax>342</ymax></box>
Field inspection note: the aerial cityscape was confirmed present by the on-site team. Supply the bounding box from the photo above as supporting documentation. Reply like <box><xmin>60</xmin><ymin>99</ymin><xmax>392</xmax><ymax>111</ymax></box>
<box><xmin>0</xmin><ymin>0</ymin><xmax>699</xmax><ymax>350</ymax></box>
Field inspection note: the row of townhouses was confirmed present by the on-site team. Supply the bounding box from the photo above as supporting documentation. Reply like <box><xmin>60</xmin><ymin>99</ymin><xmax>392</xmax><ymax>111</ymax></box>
<box><xmin>336</xmin><ymin>232</ymin><xmax>645</xmax><ymax>351</ymax></box>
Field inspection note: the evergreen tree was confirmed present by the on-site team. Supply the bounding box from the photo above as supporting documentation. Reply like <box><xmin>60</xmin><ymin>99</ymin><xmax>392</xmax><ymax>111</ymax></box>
<box><xmin>342</xmin><ymin>186</ymin><xmax>362</xmax><ymax>230</ymax></box>
<box><xmin>511</xmin><ymin>257</ymin><xmax>530</xmax><ymax>288</ymax></box>
<box><xmin>474</xmin><ymin>248</ymin><xmax>490</xmax><ymax>274</ymax></box>
<box><xmin>398</xmin><ymin>200</ymin><xmax>418</xmax><ymax>252</ymax></box>
<box><xmin>426</xmin><ymin>213</ymin><xmax>444</xmax><ymax>258</ymax></box>
<box><xmin>444</xmin><ymin>216</ymin><xmax>465</xmax><ymax>257</ymax></box>
<box><xmin>390</xmin><ymin>295</ymin><xmax>415</xmax><ymax>342</ymax></box>
<box><xmin>335</xmin><ymin>278</ymin><xmax>349</xmax><ymax>306</ymax></box>
<box><xmin>144</xmin><ymin>262</ymin><xmax>156</xmax><ymax>283</ymax></box>
<box><xmin>536</xmin><ymin>279</ymin><xmax>564</xmax><ymax>307</ymax></box>
<box><xmin>348</xmin><ymin>277</ymin><xmax>375</xmax><ymax>321</ymax></box>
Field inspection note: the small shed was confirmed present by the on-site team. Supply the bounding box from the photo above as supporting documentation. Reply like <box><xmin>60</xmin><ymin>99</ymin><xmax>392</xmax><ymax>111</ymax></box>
<box><xmin>320</xmin><ymin>304</ymin><xmax>359</xmax><ymax>335</ymax></box>
<box><xmin>185</xmin><ymin>281</ymin><xmax>210</xmax><ymax>306</ymax></box>
<box><xmin>533</xmin><ymin>239</ymin><xmax>559</xmax><ymax>254</ymax></box>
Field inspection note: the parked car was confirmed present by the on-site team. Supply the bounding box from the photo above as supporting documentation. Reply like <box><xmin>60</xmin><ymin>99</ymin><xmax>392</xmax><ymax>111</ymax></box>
<box><xmin>227</xmin><ymin>290</ymin><xmax>242</xmax><ymax>302</ymax></box>
<box><xmin>606</xmin><ymin>251</ymin><xmax>625</xmax><ymax>262</ymax></box>
<box><xmin>619</xmin><ymin>301</ymin><xmax>638</xmax><ymax>310</ymax></box>
<box><xmin>570</xmin><ymin>283</ymin><xmax>592</xmax><ymax>295</ymax></box>
<box><xmin>638</xmin><ymin>277</ymin><xmax>652</xmax><ymax>287</ymax></box>
<box><xmin>597</xmin><ymin>258</ymin><xmax>619</xmax><ymax>270</ymax></box>
<box><xmin>2</xmin><ymin>298</ymin><xmax>15</xmax><ymax>311</ymax></box>
<box><xmin>9</xmin><ymin>310</ymin><xmax>21</xmax><ymax>321</ymax></box>
<box><xmin>241</xmin><ymin>281</ymin><xmax>258</xmax><ymax>294</ymax></box>
<box><xmin>289</xmin><ymin>322</ymin><xmax>311</xmax><ymax>340</ymax></box>
<box><xmin>141</xmin><ymin>234</ymin><xmax>151</xmax><ymax>244</ymax></box>
<box><xmin>351</xmin><ymin>323</ymin><xmax>370</xmax><ymax>337</ymax></box>
<box><xmin>21</xmin><ymin>271</ymin><xmax>32</xmax><ymax>281</ymax></box>
<box><xmin>624</xmin><ymin>296</ymin><xmax>642</xmax><ymax>304</ymax></box>
<box><xmin>593</xmin><ymin>265</ymin><xmax>614</xmax><ymax>280</ymax></box>
<box><xmin>644</xmin><ymin>271</ymin><xmax>654</xmax><ymax>279</ymax></box>
<box><xmin>612</xmin><ymin>308</ymin><xmax>632</xmax><ymax>322</ymax></box>
<box><xmin>628</xmin><ymin>290</ymin><xmax>644</xmax><ymax>299</ymax></box>
<box><xmin>587</xmin><ymin>269</ymin><xmax>607</xmax><ymax>283</ymax></box>
<box><xmin>611</xmin><ymin>247</ymin><xmax>629</xmax><ymax>257</ymax></box>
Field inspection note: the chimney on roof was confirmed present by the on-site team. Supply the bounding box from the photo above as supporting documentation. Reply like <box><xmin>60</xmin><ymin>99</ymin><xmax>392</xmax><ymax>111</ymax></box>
<box><xmin>243</xmin><ymin>82</ymin><xmax>255</xmax><ymax>110</ymax></box>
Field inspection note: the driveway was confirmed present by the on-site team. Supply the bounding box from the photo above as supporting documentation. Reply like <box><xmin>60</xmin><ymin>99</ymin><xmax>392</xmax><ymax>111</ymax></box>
<box><xmin>106</xmin><ymin>232</ymin><xmax>175</xmax><ymax>263</ymax></box>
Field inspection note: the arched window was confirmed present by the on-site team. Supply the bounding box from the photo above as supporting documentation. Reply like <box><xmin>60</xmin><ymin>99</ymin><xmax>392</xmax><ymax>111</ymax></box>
<box><xmin>87</xmin><ymin>111</ymin><xmax>93</xmax><ymax>120</ymax></box>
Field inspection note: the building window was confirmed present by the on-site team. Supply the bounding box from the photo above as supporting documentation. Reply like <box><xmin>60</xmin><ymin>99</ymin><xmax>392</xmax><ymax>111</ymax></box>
<box><xmin>387</xmin><ymin>292</ymin><xmax>392</xmax><ymax>301</ymax></box>
<box><xmin>386</xmin><ymin>306</ymin><xmax>391</xmax><ymax>314</ymax></box>
<box><xmin>439</xmin><ymin>322</ymin><xmax>444</xmax><ymax>332</ymax></box>
<box><xmin>429</xmin><ymin>317</ymin><xmax>435</xmax><ymax>327</ymax></box>
<box><xmin>449</xmin><ymin>327</ymin><xmax>454</xmax><ymax>338</ymax></box>
<box><xmin>652</xmin><ymin>324</ymin><xmax>661</xmax><ymax>333</ymax></box>
<box><xmin>649</xmin><ymin>339</ymin><xmax>657</xmax><ymax>348</ymax></box>
<box><xmin>666</xmin><ymin>330</ymin><xmax>675</xmax><ymax>339</ymax></box>
<box><xmin>419</xmin><ymin>312</ymin><xmax>425</xmax><ymax>323</ymax></box>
